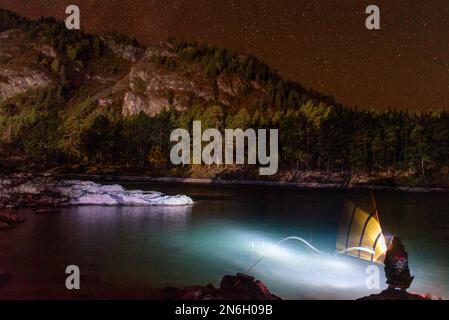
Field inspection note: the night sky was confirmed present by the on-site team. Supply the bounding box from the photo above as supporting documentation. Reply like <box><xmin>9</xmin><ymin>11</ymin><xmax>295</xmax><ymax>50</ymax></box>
<box><xmin>0</xmin><ymin>0</ymin><xmax>448</xmax><ymax>110</ymax></box>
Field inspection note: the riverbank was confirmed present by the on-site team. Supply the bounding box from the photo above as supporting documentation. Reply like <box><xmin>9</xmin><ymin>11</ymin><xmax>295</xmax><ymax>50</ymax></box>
<box><xmin>0</xmin><ymin>174</ymin><xmax>447</xmax><ymax>211</ymax></box>
<box><xmin>55</xmin><ymin>173</ymin><xmax>449</xmax><ymax>193</ymax></box>
<box><xmin>3</xmin><ymin>158</ymin><xmax>449</xmax><ymax>193</ymax></box>
<box><xmin>0</xmin><ymin>174</ymin><xmax>194</xmax><ymax>210</ymax></box>
<box><xmin>0</xmin><ymin>171</ymin><xmax>66</xmax><ymax>210</ymax></box>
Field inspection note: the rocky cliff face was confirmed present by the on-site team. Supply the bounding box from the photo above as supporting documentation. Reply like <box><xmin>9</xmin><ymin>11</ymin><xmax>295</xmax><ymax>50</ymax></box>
<box><xmin>0</xmin><ymin>27</ymin><xmax>265</xmax><ymax>119</ymax></box>
<box><xmin>119</xmin><ymin>45</ymin><xmax>263</xmax><ymax>117</ymax></box>
<box><xmin>101</xmin><ymin>35</ymin><xmax>144</xmax><ymax>62</ymax></box>
<box><xmin>0</xmin><ymin>67</ymin><xmax>51</xmax><ymax>101</ymax></box>
<box><xmin>0</xmin><ymin>29</ymin><xmax>53</xmax><ymax>101</ymax></box>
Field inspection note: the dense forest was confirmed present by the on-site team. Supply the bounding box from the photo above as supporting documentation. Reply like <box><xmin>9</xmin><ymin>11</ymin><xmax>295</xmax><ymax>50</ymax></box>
<box><xmin>84</xmin><ymin>104</ymin><xmax>449</xmax><ymax>177</ymax></box>
<box><xmin>1</xmin><ymin>9</ymin><xmax>448</xmax><ymax>184</ymax></box>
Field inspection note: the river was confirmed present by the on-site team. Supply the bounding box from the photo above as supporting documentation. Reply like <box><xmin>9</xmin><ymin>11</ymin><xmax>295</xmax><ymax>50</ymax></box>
<box><xmin>1</xmin><ymin>182</ymin><xmax>448</xmax><ymax>299</ymax></box>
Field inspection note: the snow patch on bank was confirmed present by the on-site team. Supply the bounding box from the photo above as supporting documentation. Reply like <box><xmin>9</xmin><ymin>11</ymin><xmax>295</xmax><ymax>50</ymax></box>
<box><xmin>58</xmin><ymin>180</ymin><xmax>194</xmax><ymax>206</ymax></box>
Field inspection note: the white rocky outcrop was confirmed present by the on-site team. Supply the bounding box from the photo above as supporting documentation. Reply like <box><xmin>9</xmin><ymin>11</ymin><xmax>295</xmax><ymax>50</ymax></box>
<box><xmin>101</xmin><ymin>35</ymin><xmax>144</xmax><ymax>62</ymax></box>
<box><xmin>0</xmin><ymin>67</ymin><xmax>51</xmax><ymax>101</ymax></box>
<box><xmin>121</xmin><ymin>62</ymin><xmax>217</xmax><ymax>116</ymax></box>
<box><xmin>0</xmin><ymin>29</ymin><xmax>55</xmax><ymax>101</ymax></box>
<box><xmin>57</xmin><ymin>180</ymin><xmax>194</xmax><ymax>206</ymax></box>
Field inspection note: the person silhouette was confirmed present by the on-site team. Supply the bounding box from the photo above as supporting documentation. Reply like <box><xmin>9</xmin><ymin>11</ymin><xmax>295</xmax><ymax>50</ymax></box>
<box><xmin>384</xmin><ymin>236</ymin><xmax>414</xmax><ymax>290</ymax></box>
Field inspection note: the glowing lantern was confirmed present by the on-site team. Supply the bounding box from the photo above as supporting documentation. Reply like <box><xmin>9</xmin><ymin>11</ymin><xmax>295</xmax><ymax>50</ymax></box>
<box><xmin>336</xmin><ymin>194</ymin><xmax>387</xmax><ymax>263</ymax></box>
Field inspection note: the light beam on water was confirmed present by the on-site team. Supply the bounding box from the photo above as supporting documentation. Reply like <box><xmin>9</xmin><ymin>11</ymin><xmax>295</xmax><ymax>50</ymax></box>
<box><xmin>245</xmin><ymin>236</ymin><xmax>375</xmax><ymax>274</ymax></box>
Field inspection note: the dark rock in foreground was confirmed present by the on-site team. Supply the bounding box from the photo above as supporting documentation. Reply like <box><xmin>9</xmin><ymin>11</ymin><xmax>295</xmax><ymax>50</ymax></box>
<box><xmin>358</xmin><ymin>288</ymin><xmax>428</xmax><ymax>300</ymax></box>
<box><xmin>0</xmin><ymin>212</ymin><xmax>26</xmax><ymax>231</ymax></box>
<box><xmin>0</xmin><ymin>213</ymin><xmax>25</xmax><ymax>224</ymax></box>
<box><xmin>162</xmin><ymin>273</ymin><xmax>281</xmax><ymax>300</ymax></box>
<box><xmin>0</xmin><ymin>221</ymin><xmax>14</xmax><ymax>231</ymax></box>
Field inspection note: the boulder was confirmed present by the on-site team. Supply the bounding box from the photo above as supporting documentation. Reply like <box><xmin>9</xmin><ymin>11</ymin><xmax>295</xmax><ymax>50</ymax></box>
<box><xmin>162</xmin><ymin>273</ymin><xmax>281</xmax><ymax>300</ymax></box>
<box><xmin>219</xmin><ymin>273</ymin><xmax>281</xmax><ymax>300</ymax></box>
<box><xmin>0</xmin><ymin>221</ymin><xmax>13</xmax><ymax>231</ymax></box>
<box><xmin>0</xmin><ymin>213</ymin><xmax>25</xmax><ymax>224</ymax></box>
<box><xmin>358</xmin><ymin>288</ymin><xmax>428</xmax><ymax>300</ymax></box>
<box><xmin>58</xmin><ymin>180</ymin><xmax>194</xmax><ymax>206</ymax></box>
<box><xmin>1</xmin><ymin>174</ymin><xmax>194</xmax><ymax>208</ymax></box>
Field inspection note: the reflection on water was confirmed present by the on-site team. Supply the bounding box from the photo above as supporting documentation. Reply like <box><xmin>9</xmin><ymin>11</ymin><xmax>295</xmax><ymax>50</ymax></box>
<box><xmin>0</xmin><ymin>182</ymin><xmax>448</xmax><ymax>299</ymax></box>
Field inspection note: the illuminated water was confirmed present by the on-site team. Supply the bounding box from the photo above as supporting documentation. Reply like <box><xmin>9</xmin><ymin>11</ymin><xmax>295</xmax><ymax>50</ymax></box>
<box><xmin>1</xmin><ymin>182</ymin><xmax>448</xmax><ymax>299</ymax></box>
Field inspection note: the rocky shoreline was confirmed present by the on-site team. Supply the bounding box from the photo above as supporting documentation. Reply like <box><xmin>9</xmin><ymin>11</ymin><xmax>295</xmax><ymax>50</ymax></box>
<box><xmin>0</xmin><ymin>172</ymin><xmax>67</xmax><ymax>210</ymax></box>
<box><xmin>57</xmin><ymin>173</ymin><xmax>449</xmax><ymax>193</ymax></box>
<box><xmin>158</xmin><ymin>273</ymin><xmax>431</xmax><ymax>300</ymax></box>
<box><xmin>0</xmin><ymin>173</ymin><xmax>194</xmax><ymax>211</ymax></box>
<box><xmin>0</xmin><ymin>212</ymin><xmax>25</xmax><ymax>230</ymax></box>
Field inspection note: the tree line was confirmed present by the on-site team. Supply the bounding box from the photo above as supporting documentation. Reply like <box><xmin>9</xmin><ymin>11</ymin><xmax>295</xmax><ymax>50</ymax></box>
<box><xmin>3</xmin><ymin>85</ymin><xmax>448</xmax><ymax>178</ymax></box>
<box><xmin>84</xmin><ymin>104</ymin><xmax>448</xmax><ymax>177</ymax></box>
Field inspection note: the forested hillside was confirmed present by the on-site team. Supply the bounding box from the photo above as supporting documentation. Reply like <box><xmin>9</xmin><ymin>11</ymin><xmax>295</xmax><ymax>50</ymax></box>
<box><xmin>1</xmin><ymin>9</ymin><xmax>448</xmax><ymax>187</ymax></box>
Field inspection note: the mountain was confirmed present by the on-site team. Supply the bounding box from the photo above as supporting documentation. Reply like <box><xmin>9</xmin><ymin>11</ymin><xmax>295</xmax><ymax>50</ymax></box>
<box><xmin>0</xmin><ymin>9</ymin><xmax>332</xmax><ymax>165</ymax></box>
<box><xmin>0</xmin><ymin>9</ymin><xmax>334</xmax><ymax>115</ymax></box>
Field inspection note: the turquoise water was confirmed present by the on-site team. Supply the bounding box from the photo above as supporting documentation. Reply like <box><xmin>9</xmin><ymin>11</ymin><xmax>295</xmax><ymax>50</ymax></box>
<box><xmin>1</xmin><ymin>182</ymin><xmax>448</xmax><ymax>299</ymax></box>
